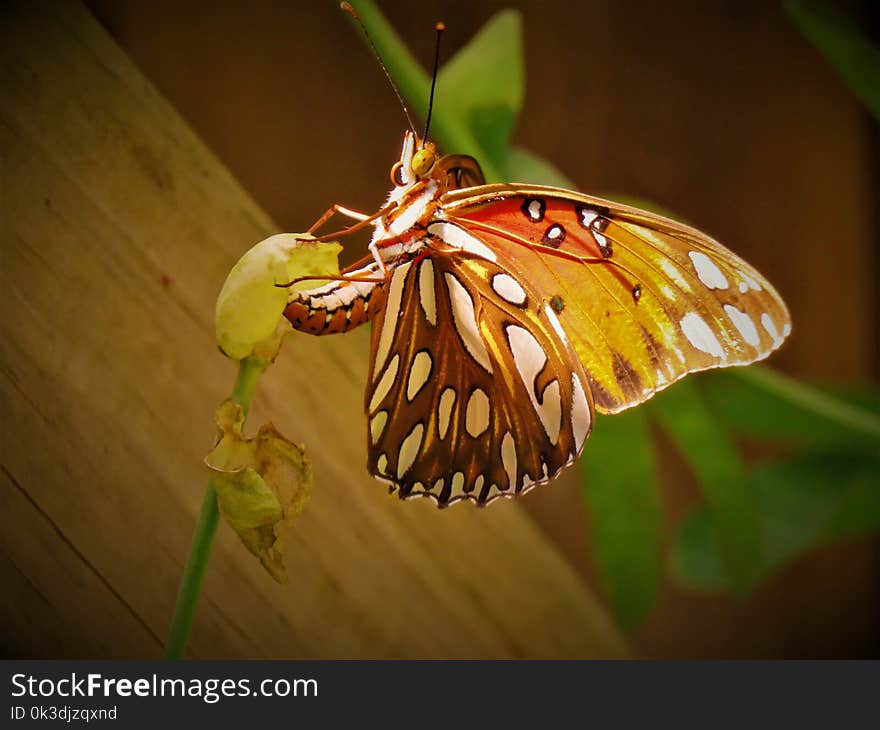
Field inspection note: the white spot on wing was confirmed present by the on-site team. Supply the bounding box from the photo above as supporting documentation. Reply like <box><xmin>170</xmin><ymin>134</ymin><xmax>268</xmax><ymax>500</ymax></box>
<box><xmin>544</xmin><ymin>304</ymin><xmax>570</xmax><ymax>345</ymax></box>
<box><xmin>438</xmin><ymin>388</ymin><xmax>456</xmax><ymax>439</ymax></box>
<box><xmin>761</xmin><ymin>313</ymin><xmax>780</xmax><ymax>345</ymax></box>
<box><xmin>465</xmin><ymin>388</ymin><xmax>490</xmax><ymax>437</ymax></box>
<box><xmin>377</xmin><ymin>453</ymin><xmax>389</xmax><ymax>475</ymax></box>
<box><xmin>545</xmin><ymin>224</ymin><xmax>564</xmax><ymax>241</ymax></box>
<box><xmin>407</xmin><ymin>351</ymin><xmax>433</xmax><ymax>401</ymax></box>
<box><xmin>723</xmin><ymin>304</ymin><xmax>760</xmax><ymax>348</ymax></box>
<box><xmin>680</xmin><ymin>312</ymin><xmax>725</xmax><ymax>359</ymax></box>
<box><xmin>689</xmin><ymin>251</ymin><xmax>729</xmax><ymax>290</ymax></box>
<box><xmin>742</xmin><ymin>273</ymin><xmax>762</xmax><ymax>291</ymax></box>
<box><xmin>444</xmin><ymin>272</ymin><xmax>494</xmax><ymax>373</ymax></box>
<box><xmin>506</xmin><ymin>325</ymin><xmax>562</xmax><ymax>444</ymax></box>
<box><xmin>592</xmin><ymin>230</ymin><xmax>610</xmax><ymax>253</ymax></box>
<box><xmin>579</xmin><ymin>209</ymin><xmax>598</xmax><ymax>227</ymax></box>
<box><xmin>540</xmin><ymin>380</ymin><xmax>562</xmax><ymax>445</ymax></box>
<box><xmin>397</xmin><ymin>423</ymin><xmax>424</xmax><ymax>479</ymax></box>
<box><xmin>571</xmin><ymin>373</ymin><xmax>591</xmax><ymax>454</ymax></box>
<box><xmin>373</xmin><ymin>263</ymin><xmax>411</xmax><ymax>381</ymax></box>
<box><xmin>418</xmin><ymin>259</ymin><xmax>437</xmax><ymax>326</ymax></box>
<box><xmin>370</xmin><ymin>411</ymin><xmax>388</xmax><ymax>444</ymax></box>
<box><xmin>491</xmin><ymin>273</ymin><xmax>527</xmax><ymax>305</ymax></box>
<box><xmin>451</xmin><ymin>471</ymin><xmax>466</xmax><ymax>496</ymax></box>
<box><xmin>428</xmin><ymin>221</ymin><xmax>497</xmax><ymax>262</ymax></box>
<box><xmin>369</xmin><ymin>354</ymin><xmax>400</xmax><ymax>413</ymax></box>
<box><xmin>501</xmin><ymin>432</ymin><xmax>517</xmax><ymax>491</ymax></box>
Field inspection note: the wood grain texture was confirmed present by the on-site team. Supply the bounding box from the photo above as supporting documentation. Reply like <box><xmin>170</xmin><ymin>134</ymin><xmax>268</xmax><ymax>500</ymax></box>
<box><xmin>0</xmin><ymin>0</ymin><xmax>629</xmax><ymax>659</ymax></box>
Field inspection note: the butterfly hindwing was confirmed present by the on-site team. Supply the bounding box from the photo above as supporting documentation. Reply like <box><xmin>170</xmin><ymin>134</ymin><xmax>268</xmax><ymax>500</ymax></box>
<box><xmin>365</xmin><ymin>239</ymin><xmax>594</xmax><ymax>506</ymax></box>
<box><xmin>442</xmin><ymin>184</ymin><xmax>792</xmax><ymax>413</ymax></box>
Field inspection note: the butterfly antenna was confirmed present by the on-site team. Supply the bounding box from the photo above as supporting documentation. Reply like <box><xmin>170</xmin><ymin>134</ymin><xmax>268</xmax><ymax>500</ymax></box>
<box><xmin>422</xmin><ymin>21</ymin><xmax>445</xmax><ymax>145</ymax></box>
<box><xmin>340</xmin><ymin>2</ymin><xmax>418</xmax><ymax>137</ymax></box>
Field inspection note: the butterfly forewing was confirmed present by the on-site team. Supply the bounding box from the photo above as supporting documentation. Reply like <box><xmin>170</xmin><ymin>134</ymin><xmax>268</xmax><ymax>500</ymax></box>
<box><xmin>442</xmin><ymin>184</ymin><xmax>792</xmax><ymax>413</ymax></box>
<box><xmin>365</xmin><ymin>239</ymin><xmax>594</xmax><ymax>506</ymax></box>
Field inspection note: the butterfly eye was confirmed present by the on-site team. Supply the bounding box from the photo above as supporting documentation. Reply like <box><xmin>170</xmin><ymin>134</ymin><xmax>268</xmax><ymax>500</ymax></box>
<box><xmin>390</xmin><ymin>161</ymin><xmax>406</xmax><ymax>187</ymax></box>
<box><xmin>411</xmin><ymin>148</ymin><xmax>435</xmax><ymax>177</ymax></box>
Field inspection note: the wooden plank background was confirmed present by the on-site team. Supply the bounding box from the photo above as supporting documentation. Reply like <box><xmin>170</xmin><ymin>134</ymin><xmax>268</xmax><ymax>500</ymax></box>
<box><xmin>0</xmin><ymin>0</ymin><xmax>631</xmax><ymax>659</ymax></box>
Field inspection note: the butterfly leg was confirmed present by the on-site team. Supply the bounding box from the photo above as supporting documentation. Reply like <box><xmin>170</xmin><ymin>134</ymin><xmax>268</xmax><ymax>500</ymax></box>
<box><xmin>307</xmin><ymin>203</ymin><xmax>368</xmax><ymax>233</ymax></box>
<box><xmin>366</xmin><ymin>228</ymin><xmax>422</xmax><ymax>278</ymax></box>
<box><xmin>367</xmin><ymin>242</ymin><xmax>388</xmax><ymax>277</ymax></box>
<box><xmin>276</xmin><ymin>252</ymin><xmax>389</xmax><ymax>289</ymax></box>
<box><xmin>309</xmin><ymin>201</ymin><xmax>398</xmax><ymax>242</ymax></box>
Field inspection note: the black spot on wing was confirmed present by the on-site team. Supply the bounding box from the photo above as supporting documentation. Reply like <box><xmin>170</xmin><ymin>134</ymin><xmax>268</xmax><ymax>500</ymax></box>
<box><xmin>542</xmin><ymin>224</ymin><xmax>566</xmax><ymax>248</ymax></box>
<box><xmin>521</xmin><ymin>197</ymin><xmax>546</xmax><ymax>222</ymax></box>
<box><xmin>576</xmin><ymin>205</ymin><xmax>613</xmax><ymax>257</ymax></box>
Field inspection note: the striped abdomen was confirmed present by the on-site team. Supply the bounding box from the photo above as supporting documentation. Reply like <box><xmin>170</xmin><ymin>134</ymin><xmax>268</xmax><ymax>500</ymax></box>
<box><xmin>284</xmin><ymin>265</ymin><xmax>386</xmax><ymax>336</ymax></box>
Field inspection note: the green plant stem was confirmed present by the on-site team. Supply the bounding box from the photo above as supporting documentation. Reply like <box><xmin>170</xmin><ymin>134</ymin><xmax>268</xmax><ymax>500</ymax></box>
<box><xmin>164</xmin><ymin>483</ymin><xmax>220</xmax><ymax>659</ymax></box>
<box><xmin>732</xmin><ymin>366</ymin><xmax>880</xmax><ymax>441</ymax></box>
<box><xmin>164</xmin><ymin>357</ymin><xmax>265</xmax><ymax>659</ymax></box>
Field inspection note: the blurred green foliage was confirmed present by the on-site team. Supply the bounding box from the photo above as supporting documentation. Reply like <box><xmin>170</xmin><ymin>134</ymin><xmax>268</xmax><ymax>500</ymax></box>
<box><xmin>785</xmin><ymin>0</ymin><xmax>880</xmax><ymax>120</ymax></box>
<box><xmin>345</xmin><ymin>1</ymin><xmax>880</xmax><ymax>630</ymax></box>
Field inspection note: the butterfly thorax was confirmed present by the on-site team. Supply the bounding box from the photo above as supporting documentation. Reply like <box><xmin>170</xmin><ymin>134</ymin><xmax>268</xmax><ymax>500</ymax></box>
<box><xmin>285</xmin><ymin>132</ymin><xmax>484</xmax><ymax>337</ymax></box>
<box><xmin>371</xmin><ymin>132</ymin><xmax>485</xmax><ymax>259</ymax></box>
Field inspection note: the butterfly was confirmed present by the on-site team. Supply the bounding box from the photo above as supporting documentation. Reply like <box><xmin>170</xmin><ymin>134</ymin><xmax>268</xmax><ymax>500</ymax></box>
<box><xmin>283</xmin><ymin>129</ymin><xmax>791</xmax><ymax>507</ymax></box>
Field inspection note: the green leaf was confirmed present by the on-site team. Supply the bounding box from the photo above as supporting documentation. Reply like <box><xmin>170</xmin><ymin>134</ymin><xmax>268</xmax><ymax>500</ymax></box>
<box><xmin>502</xmin><ymin>146</ymin><xmax>575</xmax><ymax>187</ymax></box>
<box><xmin>649</xmin><ymin>378</ymin><xmax>763</xmax><ymax>594</ymax></box>
<box><xmin>668</xmin><ymin>506</ymin><xmax>728</xmax><ymax>592</ymax></box>
<box><xmin>581</xmin><ymin>409</ymin><xmax>661</xmax><ymax>630</ymax></box>
<box><xmin>206</xmin><ymin>399</ymin><xmax>312</xmax><ymax>583</ymax></box>
<box><xmin>671</xmin><ymin>449</ymin><xmax>880</xmax><ymax>591</ymax></box>
<box><xmin>785</xmin><ymin>0</ymin><xmax>880</xmax><ymax>120</ymax></box>
<box><xmin>437</xmin><ymin>10</ymin><xmax>523</xmax><ymax>165</ymax></box>
<box><xmin>703</xmin><ymin>368</ymin><xmax>880</xmax><ymax>445</ymax></box>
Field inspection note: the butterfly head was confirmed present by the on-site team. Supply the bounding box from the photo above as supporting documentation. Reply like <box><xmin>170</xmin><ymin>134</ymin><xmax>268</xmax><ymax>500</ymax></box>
<box><xmin>411</xmin><ymin>144</ymin><xmax>437</xmax><ymax>177</ymax></box>
<box><xmin>390</xmin><ymin>131</ymin><xmax>439</xmax><ymax>187</ymax></box>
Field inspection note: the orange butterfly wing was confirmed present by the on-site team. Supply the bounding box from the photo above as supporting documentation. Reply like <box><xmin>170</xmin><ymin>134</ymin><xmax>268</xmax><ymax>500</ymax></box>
<box><xmin>441</xmin><ymin>184</ymin><xmax>792</xmax><ymax>413</ymax></box>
